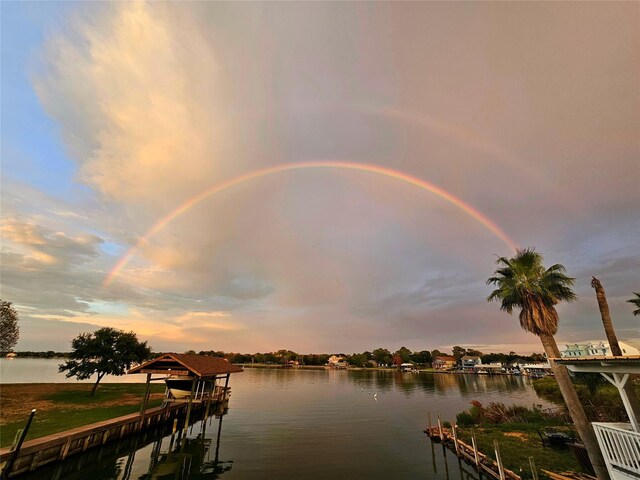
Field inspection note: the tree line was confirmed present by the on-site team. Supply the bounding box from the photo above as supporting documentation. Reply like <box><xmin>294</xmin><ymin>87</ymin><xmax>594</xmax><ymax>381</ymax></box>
<box><xmin>187</xmin><ymin>346</ymin><xmax>547</xmax><ymax>368</ymax></box>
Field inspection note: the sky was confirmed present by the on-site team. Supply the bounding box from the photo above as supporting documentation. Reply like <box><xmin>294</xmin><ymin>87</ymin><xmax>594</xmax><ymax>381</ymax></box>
<box><xmin>1</xmin><ymin>1</ymin><xmax>638</xmax><ymax>355</ymax></box>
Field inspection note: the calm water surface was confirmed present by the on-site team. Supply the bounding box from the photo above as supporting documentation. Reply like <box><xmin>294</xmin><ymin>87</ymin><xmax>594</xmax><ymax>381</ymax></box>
<box><xmin>2</xmin><ymin>360</ymin><xmax>553</xmax><ymax>479</ymax></box>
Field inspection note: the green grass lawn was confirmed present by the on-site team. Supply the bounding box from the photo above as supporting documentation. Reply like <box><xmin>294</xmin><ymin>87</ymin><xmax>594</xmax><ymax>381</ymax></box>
<box><xmin>0</xmin><ymin>384</ymin><xmax>165</xmax><ymax>448</ymax></box>
<box><xmin>455</xmin><ymin>423</ymin><xmax>582</xmax><ymax>479</ymax></box>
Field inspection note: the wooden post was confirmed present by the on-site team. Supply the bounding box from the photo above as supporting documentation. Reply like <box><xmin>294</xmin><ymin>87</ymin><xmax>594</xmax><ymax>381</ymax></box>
<box><xmin>2</xmin><ymin>409</ymin><xmax>36</xmax><ymax>480</ymax></box>
<box><xmin>437</xmin><ymin>415</ymin><xmax>444</xmax><ymax>441</ymax></box>
<box><xmin>204</xmin><ymin>379</ymin><xmax>214</xmax><ymax>419</ymax></box>
<box><xmin>452</xmin><ymin>424</ymin><xmax>460</xmax><ymax>456</ymax></box>
<box><xmin>494</xmin><ymin>440</ymin><xmax>505</xmax><ymax>480</ymax></box>
<box><xmin>59</xmin><ymin>438</ymin><xmax>72</xmax><ymax>460</ymax></box>
<box><xmin>428</xmin><ymin>411</ymin><xmax>432</xmax><ymax>431</ymax></box>
<box><xmin>140</xmin><ymin>373</ymin><xmax>152</xmax><ymax>415</ymax></box>
<box><xmin>471</xmin><ymin>429</ymin><xmax>480</xmax><ymax>467</ymax></box>
<box><xmin>183</xmin><ymin>377</ymin><xmax>197</xmax><ymax>434</ymax></box>
<box><xmin>223</xmin><ymin>373</ymin><xmax>230</xmax><ymax>400</ymax></box>
<box><xmin>529</xmin><ymin>456</ymin><xmax>539</xmax><ymax>480</ymax></box>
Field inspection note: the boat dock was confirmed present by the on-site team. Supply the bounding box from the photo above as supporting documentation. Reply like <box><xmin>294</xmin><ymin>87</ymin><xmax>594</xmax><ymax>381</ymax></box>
<box><xmin>425</xmin><ymin>424</ymin><xmax>522</xmax><ymax>480</ymax></box>
<box><xmin>0</xmin><ymin>402</ymin><xmax>192</xmax><ymax>477</ymax></box>
<box><xmin>1</xmin><ymin>353</ymin><xmax>243</xmax><ymax>478</ymax></box>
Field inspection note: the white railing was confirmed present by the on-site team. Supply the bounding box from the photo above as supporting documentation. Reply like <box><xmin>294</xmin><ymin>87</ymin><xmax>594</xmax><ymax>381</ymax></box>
<box><xmin>593</xmin><ymin>422</ymin><xmax>640</xmax><ymax>479</ymax></box>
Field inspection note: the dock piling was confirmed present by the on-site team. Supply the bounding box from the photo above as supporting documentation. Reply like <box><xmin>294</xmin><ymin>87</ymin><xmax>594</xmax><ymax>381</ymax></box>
<box><xmin>494</xmin><ymin>440</ymin><xmax>505</xmax><ymax>480</ymax></box>
<box><xmin>529</xmin><ymin>456</ymin><xmax>539</xmax><ymax>480</ymax></box>
<box><xmin>471</xmin><ymin>429</ymin><xmax>480</xmax><ymax>467</ymax></box>
<box><xmin>452</xmin><ymin>424</ymin><xmax>460</xmax><ymax>455</ymax></box>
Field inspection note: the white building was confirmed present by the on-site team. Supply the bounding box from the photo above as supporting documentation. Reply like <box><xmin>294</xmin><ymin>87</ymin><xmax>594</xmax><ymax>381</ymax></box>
<box><xmin>560</xmin><ymin>340</ymin><xmax>640</xmax><ymax>358</ymax></box>
<box><xmin>556</xmin><ymin>356</ymin><xmax>640</xmax><ymax>480</ymax></box>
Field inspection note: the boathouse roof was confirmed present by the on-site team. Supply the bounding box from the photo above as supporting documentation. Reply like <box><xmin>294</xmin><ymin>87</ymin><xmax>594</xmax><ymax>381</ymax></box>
<box><xmin>127</xmin><ymin>353</ymin><xmax>243</xmax><ymax>378</ymax></box>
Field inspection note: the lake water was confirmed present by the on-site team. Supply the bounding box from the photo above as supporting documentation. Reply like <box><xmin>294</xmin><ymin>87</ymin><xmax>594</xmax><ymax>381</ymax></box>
<box><xmin>2</xmin><ymin>360</ymin><xmax>554</xmax><ymax>479</ymax></box>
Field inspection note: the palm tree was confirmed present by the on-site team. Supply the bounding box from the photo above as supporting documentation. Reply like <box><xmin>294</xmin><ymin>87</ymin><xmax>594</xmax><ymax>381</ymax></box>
<box><xmin>590</xmin><ymin>277</ymin><xmax>621</xmax><ymax>356</ymax></box>
<box><xmin>628</xmin><ymin>292</ymin><xmax>640</xmax><ymax>316</ymax></box>
<box><xmin>487</xmin><ymin>248</ymin><xmax>609</xmax><ymax>480</ymax></box>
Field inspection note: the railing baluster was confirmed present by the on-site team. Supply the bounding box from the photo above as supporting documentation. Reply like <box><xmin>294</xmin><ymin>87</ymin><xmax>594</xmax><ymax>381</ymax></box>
<box><xmin>593</xmin><ymin>423</ymin><xmax>640</xmax><ymax>477</ymax></box>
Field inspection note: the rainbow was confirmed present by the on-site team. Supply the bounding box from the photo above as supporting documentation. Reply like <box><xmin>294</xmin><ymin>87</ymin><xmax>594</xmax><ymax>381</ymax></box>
<box><xmin>103</xmin><ymin>161</ymin><xmax>517</xmax><ymax>287</ymax></box>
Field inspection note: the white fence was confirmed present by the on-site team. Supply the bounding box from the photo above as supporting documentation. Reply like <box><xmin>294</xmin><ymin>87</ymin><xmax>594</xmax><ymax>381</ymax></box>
<box><xmin>593</xmin><ymin>422</ymin><xmax>640</xmax><ymax>479</ymax></box>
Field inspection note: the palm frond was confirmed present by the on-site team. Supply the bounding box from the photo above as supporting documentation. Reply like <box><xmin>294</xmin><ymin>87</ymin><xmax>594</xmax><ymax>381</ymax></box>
<box><xmin>628</xmin><ymin>292</ymin><xmax>640</xmax><ymax>316</ymax></box>
<box><xmin>486</xmin><ymin>247</ymin><xmax>574</xmax><ymax>336</ymax></box>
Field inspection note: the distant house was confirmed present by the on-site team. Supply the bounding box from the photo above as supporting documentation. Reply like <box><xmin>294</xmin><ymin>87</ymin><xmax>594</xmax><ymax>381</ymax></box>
<box><xmin>5</xmin><ymin>352</ymin><xmax>16</xmax><ymax>358</ymax></box>
<box><xmin>327</xmin><ymin>355</ymin><xmax>348</xmax><ymax>369</ymax></box>
<box><xmin>432</xmin><ymin>356</ymin><xmax>456</xmax><ymax>371</ymax></box>
<box><xmin>561</xmin><ymin>339</ymin><xmax>640</xmax><ymax>358</ymax></box>
<box><xmin>461</xmin><ymin>356</ymin><xmax>481</xmax><ymax>371</ymax></box>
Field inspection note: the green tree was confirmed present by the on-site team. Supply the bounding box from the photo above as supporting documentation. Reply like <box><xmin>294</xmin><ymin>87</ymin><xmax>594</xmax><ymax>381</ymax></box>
<box><xmin>59</xmin><ymin>327</ymin><xmax>152</xmax><ymax>396</ymax></box>
<box><xmin>0</xmin><ymin>300</ymin><xmax>20</xmax><ymax>352</ymax></box>
<box><xmin>372</xmin><ymin>348</ymin><xmax>391</xmax><ymax>365</ymax></box>
<box><xmin>452</xmin><ymin>346</ymin><xmax>467</xmax><ymax>362</ymax></box>
<box><xmin>487</xmin><ymin>248</ymin><xmax>608</xmax><ymax>480</ymax></box>
<box><xmin>394</xmin><ymin>346</ymin><xmax>412</xmax><ymax>363</ymax></box>
<box><xmin>628</xmin><ymin>292</ymin><xmax>640</xmax><ymax>316</ymax></box>
<box><xmin>410</xmin><ymin>350</ymin><xmax>432</xmax><ymax>366</ymax></box>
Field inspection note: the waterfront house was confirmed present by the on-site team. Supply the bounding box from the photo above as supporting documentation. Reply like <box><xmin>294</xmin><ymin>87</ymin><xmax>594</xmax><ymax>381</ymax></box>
<box><xmin>560</xmin><ymin>339</ymin><xmax>640</xmax><ymax>358</ymax></box>
<box><xmin>461</xmin><ymin>355</ymin><xmax>481</xmax><ymax>371</ymax></box>
<box><xmin>432</xmin><ymin>356</ymin><xmax>456</xmax><ymax>371</ymax></box>
<box><xmin>327</xmin><ymin>355</ymin><xmax>348</xmax><ymax>369</ymax></box>
<box><xmin>555</xmin><ymin>355</ymin><xmax>640</xmax><ymax>480</ymax></box>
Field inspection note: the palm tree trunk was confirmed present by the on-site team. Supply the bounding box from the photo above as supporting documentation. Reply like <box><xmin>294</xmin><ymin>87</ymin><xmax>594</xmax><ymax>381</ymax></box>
<box><xmin>590</xmin><ymin>277</ymin><xmax>640</xmax><ymax>423</ymax></box>
<box><xmin>591</xmin><ymin>277</ymin><xmax>622</xmax><ymax>356</ymax></box>
<box><xmin>538</xmin><ymin>333</ymin><xmax>609</xmax><ymax>480</ymax></box>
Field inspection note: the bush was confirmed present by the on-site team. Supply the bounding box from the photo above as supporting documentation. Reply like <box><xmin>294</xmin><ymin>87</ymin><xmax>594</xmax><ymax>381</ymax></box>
<box><xmin>456</xmin><ymin>400</ymin><xmax>567</xmax><ymax>427</ymax></box>
<box><xmin>456</xmin><ymin>411</ymin><xmax>475</xmax><ymax>427</ymax></box>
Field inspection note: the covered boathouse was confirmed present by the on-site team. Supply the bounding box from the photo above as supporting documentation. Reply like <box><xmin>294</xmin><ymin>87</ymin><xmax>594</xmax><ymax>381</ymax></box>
<box><xmin>128</xmin><ymin>353</ymin><xmax>243</xmax><ymax>410</ymax></box>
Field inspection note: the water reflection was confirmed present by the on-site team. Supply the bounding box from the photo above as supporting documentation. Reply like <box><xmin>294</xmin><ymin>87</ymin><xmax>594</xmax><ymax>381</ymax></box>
<box><xmin>346</xmin><ymin>369</ymin><xmax>537</xmax><ymax>398</ymax></box>
<box><xmin>426</xmin><ymin>438</ymin><xmax>485</xmax><ymax>480</ymax></box>
<box><xmin>9</xmin><ymin>366</ymin><xmax>550</xmax><ymax>480</ymax></box>
<box><xmin>140</xmin><ymin>414</ymin><xmax>232</xmax><ymax>480</ymax></box>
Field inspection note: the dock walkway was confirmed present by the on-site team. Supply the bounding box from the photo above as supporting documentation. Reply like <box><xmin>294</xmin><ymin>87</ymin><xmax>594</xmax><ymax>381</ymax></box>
<box><xmin>0</xmin><ymin>403</ymin><xmax>188</xmax><ymax>477</ymax></box>
<box><xmin>425</xmin><ymin>425</ymin><xmax>522</xmax><ymax>480</ymax></box>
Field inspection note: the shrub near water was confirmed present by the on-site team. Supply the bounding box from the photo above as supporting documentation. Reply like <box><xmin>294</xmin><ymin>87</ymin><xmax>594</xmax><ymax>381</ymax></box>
<box><xmin>455</xmin><ymin>400</ymin><xmax>567</xmax><ymax>427</ymax></box>
<box><xmin>533</xmin><ymin>376</ymin><xmax>638</xmax><ymax>422</ymax></box>
<box><xmin>453</xmin><ymin>401</ymin><xmax>581</xmax><ymax>477</ymax></box>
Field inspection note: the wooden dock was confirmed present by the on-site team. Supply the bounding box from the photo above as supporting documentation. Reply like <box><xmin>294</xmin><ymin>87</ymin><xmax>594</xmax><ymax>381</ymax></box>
<box><xmin>425</xmin><ymin>424</ymin><xmax>522</xmax><ymax>480</ymax></box>
<box><xmin>0</xmin><ymin>390</ymin><xmax>230</xmax><ymax>478</ymax></box>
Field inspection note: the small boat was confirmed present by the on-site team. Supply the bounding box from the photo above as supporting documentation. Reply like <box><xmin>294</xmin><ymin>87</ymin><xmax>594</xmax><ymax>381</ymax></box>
<box><xmin>165</xmin><ymin>375</ymin><xmax>212</xmax><ymax>399</ymax></box>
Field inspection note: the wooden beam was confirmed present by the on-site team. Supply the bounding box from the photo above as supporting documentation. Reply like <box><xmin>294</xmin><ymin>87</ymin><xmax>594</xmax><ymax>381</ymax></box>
<box><xmin>135</xmin><ymin>369</ymin><xmax>190</xmax><ymax>375</ymax></box>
